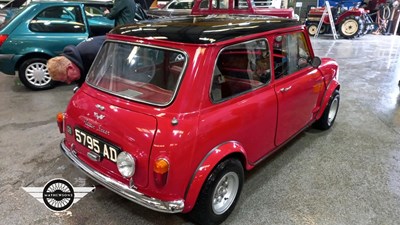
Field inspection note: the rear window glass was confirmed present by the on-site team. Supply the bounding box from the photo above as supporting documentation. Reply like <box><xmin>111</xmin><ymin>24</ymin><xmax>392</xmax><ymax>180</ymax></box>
<box><xmin>86</xmin><ymin>41</ymin><xmax>187</xmax><ymax>106</ymax></box>
<box><xmin>0</xmin><ymin>8</ymin><xmax>24</xmax><ymax>29</ymax></box>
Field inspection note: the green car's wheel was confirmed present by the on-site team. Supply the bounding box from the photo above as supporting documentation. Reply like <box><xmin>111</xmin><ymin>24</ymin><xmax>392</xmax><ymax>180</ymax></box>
<box><xmin>19</xmin><ymin>58</ymin><xmax>55</xmax><ymax>90</ymax></box>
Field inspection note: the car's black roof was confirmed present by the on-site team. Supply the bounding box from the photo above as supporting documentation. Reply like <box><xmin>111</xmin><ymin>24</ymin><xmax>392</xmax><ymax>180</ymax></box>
<box><xmin>110</xmin><ymin>15</ymin><xmax>302</xmax><ymax>44</ymax></box>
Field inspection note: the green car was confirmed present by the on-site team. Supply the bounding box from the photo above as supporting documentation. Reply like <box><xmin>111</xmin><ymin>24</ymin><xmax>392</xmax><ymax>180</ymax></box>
<box><xmin>0</xmin><ymin>0</ymin><xmax>114</xmax><ymax>90</ymax></box>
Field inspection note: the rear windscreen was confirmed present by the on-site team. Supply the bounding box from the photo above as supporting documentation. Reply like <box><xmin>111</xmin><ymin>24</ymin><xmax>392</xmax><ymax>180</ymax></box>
<box><xmin>86</xmin><ymin>41</ymin><xmax>187</xmax><ymax>106</ymax></box>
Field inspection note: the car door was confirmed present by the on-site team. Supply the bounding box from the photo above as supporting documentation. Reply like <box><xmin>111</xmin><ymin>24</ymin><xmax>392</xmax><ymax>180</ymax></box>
<box><xmin>200</xmin><ymin>39</ymin><xmax>278</xmax><ymax>163</ymax></box>
<box><xmin>15</xmin><ymin>4</ymin><xmax>90</xmax><ymax>54</ymax></box>
<box><xmin>273</xmin><ymin>31</ymin><xmax>324</xmax><ymax>146</ymax></box>
<box><xmin>83</xmin><ymin>4</ymin><xmax>114</xmax><ymax>36</ymax></box>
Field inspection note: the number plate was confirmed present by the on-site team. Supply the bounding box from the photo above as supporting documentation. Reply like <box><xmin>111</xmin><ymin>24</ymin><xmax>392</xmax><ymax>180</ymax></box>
<box><xmin>74</xmin><ymin>128</ymin><xmax>121</xmax><ymax>163</ymax></box>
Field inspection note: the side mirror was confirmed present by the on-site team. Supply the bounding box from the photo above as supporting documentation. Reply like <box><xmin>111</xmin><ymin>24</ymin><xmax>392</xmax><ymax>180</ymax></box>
<box><xmin>311</xmin><ymin>57</ymin><xmax>321</xmax><ymax>68</ymax></box>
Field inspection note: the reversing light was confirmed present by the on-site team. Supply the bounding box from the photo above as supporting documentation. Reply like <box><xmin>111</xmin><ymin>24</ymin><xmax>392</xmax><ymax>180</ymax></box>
<box><xmin>117</xmin><ymin>152</ymin><xmax>136</xmax><ymax>178</ymax></box>
<box><xmin>56</xmin><ymin>112</ymin><xmax>64</xmax><ymax>133</ymax></box>
<box><xmin>153</xmin><ymin>158</ymin><xmax>169</xmax><ymax>187</ymax></box>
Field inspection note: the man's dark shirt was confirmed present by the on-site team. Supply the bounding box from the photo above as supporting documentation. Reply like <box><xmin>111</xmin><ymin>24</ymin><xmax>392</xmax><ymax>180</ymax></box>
<box><xmin>62</xmin><ymin>35</ymin><xmax>106</xmax><ymax>86</ymax></box>
<box><xmin>106</xmin><ymin>0</ymin><xmax>136</xmax><ymax>26</ymax></box>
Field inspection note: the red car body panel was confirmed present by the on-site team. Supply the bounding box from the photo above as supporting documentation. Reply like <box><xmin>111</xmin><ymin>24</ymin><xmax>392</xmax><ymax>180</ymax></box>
<box><xmin>59</xmin><ymin>16</ymin><xmax>339</xmax><ymax>215</ymax></box>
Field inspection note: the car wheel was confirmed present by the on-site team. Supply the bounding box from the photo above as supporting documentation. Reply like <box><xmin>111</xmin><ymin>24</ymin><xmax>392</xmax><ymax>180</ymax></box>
<box><xmin>315</xmin><ymin>90</ymin><xmax>340</xmax><ymax>130</ymax></box>
<box><xmin>188</xmin><ymin>158</ymin><xmax>244</xmax><ymax>225</ymax></box>
<box><xmin>339</xmin><ymin>16</ymin><xmax>362</xmax><ymax>39</ymax></box>
<box><xmin>18</xmin><ymin>58</ymin><xmax>55</xmax><ymax>90</ymax></box>
<box><xmin>307</xmin><ymin>24</ymin><xmax>318</xmax><ymax>36</ymax></box>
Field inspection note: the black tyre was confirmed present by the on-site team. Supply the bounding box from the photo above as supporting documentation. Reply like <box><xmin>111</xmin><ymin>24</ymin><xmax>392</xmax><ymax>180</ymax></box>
<box><xmin>307</xmin><ymin>24</ymin><xmax>319</xmax><ymax>36</ymax></box>
<box><xmin>18</xmin><ymin>58</ymin><xmax>55</xmax><ymax>90</ymax></box>
<box><xmin>188</xmin><ymin>158</ymin><xmax>244</xmax><ymax>225</ymax></box>
<box><xmin>339</xmin><ymin>16</ymin><xmax>362</xmax><ymax>39</ymax></box>
<box><xmin>314</xmin><ymin>90</ymin><xmax>340</xmax><ymax>130</ymax></box>
<box><xmin>319</xmin><ymin>24</ymin><xmax>327</xmax><ymax>34</ymax></box>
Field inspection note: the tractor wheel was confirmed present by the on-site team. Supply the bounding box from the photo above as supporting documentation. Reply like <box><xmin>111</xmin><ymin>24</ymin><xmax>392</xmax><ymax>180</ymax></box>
<box><xmin>307</xmin><ymin>24</ymin><xmax>319</xmax><ymax>36</ymax></box>
<box><xmin>339</xmin><ymin>16</ymin><xmax>362</xmax><ymax>39</ymax></box>
<box><xmin>319</xmin><ymin>24</ymin><xmax>327</xmax><ymax>34</ymax></box>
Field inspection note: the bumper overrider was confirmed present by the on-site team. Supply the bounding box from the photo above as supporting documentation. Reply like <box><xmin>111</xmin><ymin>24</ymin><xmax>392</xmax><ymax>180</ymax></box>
<box><xmin>60</xmin><ymin>140</ymin><xmax>185</xmax><ymax>213</ymax></box>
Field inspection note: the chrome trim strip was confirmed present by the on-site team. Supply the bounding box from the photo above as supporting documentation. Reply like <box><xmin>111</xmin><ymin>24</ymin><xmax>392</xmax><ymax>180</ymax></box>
<box><xmin>60</xmin><ymin>140</ymin><xmax>184</xmax><ymax>213</ymax></box>
<box><xmin>0</xmin><ymin>54</ymin><xmax>14</xmax><ymax>60</ymax></box>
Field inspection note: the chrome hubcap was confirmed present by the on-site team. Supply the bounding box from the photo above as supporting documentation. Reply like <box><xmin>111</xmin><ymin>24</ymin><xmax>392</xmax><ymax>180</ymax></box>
<box><xmin>25</xmin><ymin>62</ymin><xmax>51</xmax><ymax>86</ymax></box>
<box><xmin>212</xmin><ymin>172</ymin><xmax>239</xmax><ymax>215</ymax></box>
<box><xmin>328</xmin><ymin>97</ymin><xmax>339</xmax><ymax>125</ymax></box>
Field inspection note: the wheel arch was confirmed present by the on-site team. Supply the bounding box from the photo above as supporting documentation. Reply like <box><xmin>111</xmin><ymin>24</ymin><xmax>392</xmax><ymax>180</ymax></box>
<box><xmin>316</xmin><ymin>80</ymin><xmax>340</xmax><ymax>120</ymax></box>
<box><xmin>182</xmin><ymin>141</ymin><xmax>249</xmax><ymax>213</ymax></box>
<box><xmin>15</xmin><ymin>52</ymin><xmax>53</xmax><ymax>73</ymax></box>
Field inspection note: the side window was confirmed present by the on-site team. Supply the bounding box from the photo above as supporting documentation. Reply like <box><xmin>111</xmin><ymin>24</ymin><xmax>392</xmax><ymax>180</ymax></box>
<box><xmin>85</xmin><ymin>6</ymin><xmax>106</xmax><ymax>16</ymax></box>
<box><xmin>212</xmin><ymin>0</ymin><xmax>229</xmax><ymax>9</ymax></box>
<box><xmin>273</xmin><ymin>32</ymin><xmax>311</xmax><ymax>79</ymax></box>
<box><xmin>171</xmin><ymin>1</ymin><xmax>194</xmax><ymax>9</ymax></box>
<box><xmin>211</xmin><ymin>39</ymin><xmax>271</xmax><ymax>102</ymax></box>
<box><xmin>234</xmin><ymin>0</ymin><xmax>249</xmax><ymax>9</ymax></box>
<box><xmin>199</xmin><ymin>0</ymin><xmax>209</xmax><ymax>9</ymax></box>
<box><xmin>29</xmin><ymin>6</ymin><xmax>85</xmax><ymax>33</ymax></box>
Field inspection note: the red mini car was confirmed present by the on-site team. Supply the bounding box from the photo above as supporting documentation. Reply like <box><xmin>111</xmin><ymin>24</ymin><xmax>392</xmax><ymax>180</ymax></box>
<box><xmin>58</xmin><ymin>15</ymin><xmax>340</xmax><ymax>225</ymax></box>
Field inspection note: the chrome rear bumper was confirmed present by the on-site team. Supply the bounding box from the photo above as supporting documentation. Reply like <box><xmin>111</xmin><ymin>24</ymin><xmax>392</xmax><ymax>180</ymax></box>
<box><xmin>60</xmin><ymin>140</ymin><xmax>184</xmax><ymax>213</ymax></box>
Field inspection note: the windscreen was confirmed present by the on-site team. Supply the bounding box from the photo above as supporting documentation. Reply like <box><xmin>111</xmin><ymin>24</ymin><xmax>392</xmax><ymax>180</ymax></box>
<box><xmin>86</xmin><ymin>41</ymin><xmax>187</xmax><ymax>106</ymax></box>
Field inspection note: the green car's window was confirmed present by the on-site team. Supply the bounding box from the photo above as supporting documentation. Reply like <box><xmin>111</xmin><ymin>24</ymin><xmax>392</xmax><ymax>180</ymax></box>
<box><xmin>84</xmin><ymin>6</ymin><xmax>105</xmax><ymax>16</ymax></box>
<box><xmin>29</xmin><ymin>6</ymin><xmax>85</xmax><ymax>33</ymax></box>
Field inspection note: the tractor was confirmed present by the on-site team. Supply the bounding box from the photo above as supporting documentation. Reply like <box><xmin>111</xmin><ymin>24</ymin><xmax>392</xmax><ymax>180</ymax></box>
<box><xmin>305</xmin><ymin>2</ymin><xmax>375</xmax><ymax>38</ymax></box>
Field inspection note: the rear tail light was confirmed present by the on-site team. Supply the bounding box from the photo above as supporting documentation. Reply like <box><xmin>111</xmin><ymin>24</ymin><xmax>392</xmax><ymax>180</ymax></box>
<box><xmin>153</xmin><ymin>158</ymin><xmax>169</xmax><ymax>187</ymax></box>
<box><xmin>56</xmin><ymin>112</ymin><xmax>64</xmax><ymax>133</ymax></box>
<box><xmin>0</xmin><ymin>35</ymin><xmax>8</xmax><ymax>47</ymax></box>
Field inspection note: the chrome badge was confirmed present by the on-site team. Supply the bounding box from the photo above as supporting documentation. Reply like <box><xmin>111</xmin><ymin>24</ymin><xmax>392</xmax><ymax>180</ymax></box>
<box><xmin>94</xmin><ymin>112</ymin><xmax>105</xmax><ymax>120</ymax></box>
<box><xmin>95</xmin><ymin>104</ymin><xmax>105</xmax><ymax>111</ymax></box>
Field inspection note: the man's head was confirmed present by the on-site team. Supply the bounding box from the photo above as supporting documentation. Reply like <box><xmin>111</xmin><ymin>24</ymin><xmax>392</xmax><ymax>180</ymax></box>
<box><xmin>47</xmin><ymin>56</ymin><xmax>81</xmax><ymax>84</ymax></box>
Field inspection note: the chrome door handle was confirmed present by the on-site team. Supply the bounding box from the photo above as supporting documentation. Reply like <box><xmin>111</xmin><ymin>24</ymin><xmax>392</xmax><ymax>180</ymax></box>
<box><xmin>280</xmin><ymin>86</ymin><xmax>292</xmax><ymax>92</ymax></box>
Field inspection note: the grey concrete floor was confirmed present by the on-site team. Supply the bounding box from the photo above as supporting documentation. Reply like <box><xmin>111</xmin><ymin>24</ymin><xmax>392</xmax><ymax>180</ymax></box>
<box><xmin>1</xmin><ymin>34</ymin><xmax>400</xmax><ymax>225</ymax></box>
